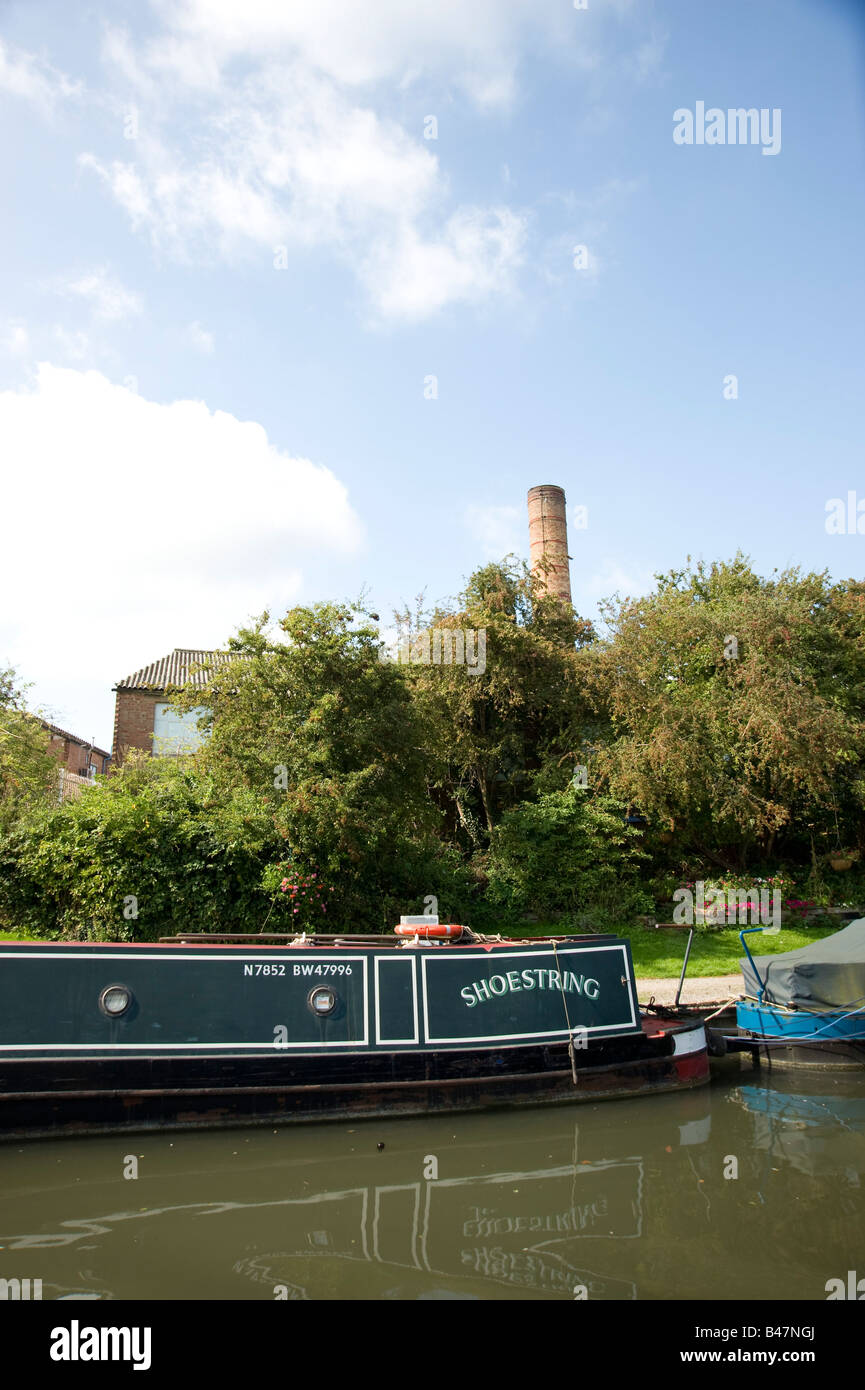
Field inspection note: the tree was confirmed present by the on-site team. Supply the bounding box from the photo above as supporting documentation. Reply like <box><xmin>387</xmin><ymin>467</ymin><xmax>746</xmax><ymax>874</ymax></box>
<box><xmin>397</xmin><ymin>558</ymin><xmax>596</xmax><ymax>843</ymax></box>
<box><xmin>0</xmin><ymin>666</ymin><xmax>58</xmax><ymax>834</ymax></box>
<box><xmin>0</xmin><ymin>752</ymin><xmax>278</xmax><ymax>939</ymax></box>
<box><xmin>172</xmin><ymin>602</ymin><xmax>459</xmax><ymax>931</ymax></box>
<box><xmin>580</xmin><ymin>556</ymin><xmax>865</xmax><ymax>865</ymax></box>
<box><xmin>485</xmin><ymin>785</ymin><xmax>651</xmax><ymax>926</ymax></box>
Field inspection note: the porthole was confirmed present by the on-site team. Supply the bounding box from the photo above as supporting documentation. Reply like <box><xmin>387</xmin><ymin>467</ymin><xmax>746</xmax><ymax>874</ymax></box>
<box><xmin>308</xmin><ymin>986</ymin><xmax>336</xmax><ymax>1017</ymax></box>
<box><xmin>99</xmin><ymin>984</ymin><xmax>132</xmax><ymax>1018</ymax></box>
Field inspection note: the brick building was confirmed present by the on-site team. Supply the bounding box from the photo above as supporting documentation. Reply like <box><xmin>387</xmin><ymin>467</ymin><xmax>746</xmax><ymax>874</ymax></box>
<box><xmin>42</xmin><ymin>722</ymin><xmax>111</xmax><ymax>777</ymax></box>
<box><xmin>111</xmin><ymin>649</ymin><xmax>232</xmax><ymax>764</ymax></box>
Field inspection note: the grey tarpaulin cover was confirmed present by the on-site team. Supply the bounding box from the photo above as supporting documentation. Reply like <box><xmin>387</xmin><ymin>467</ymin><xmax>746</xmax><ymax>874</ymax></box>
<box><xmin>740</xmin><ymin>919</ymin><xmax>865</xmax><ymax>1010</ymax></box>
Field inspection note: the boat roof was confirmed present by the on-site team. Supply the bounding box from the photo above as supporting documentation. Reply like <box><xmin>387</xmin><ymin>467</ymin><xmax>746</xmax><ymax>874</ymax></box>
<box><xmin>9</xmin><ymin>932</ymin><xmax>622</xmax><ymax>949</ymax></box>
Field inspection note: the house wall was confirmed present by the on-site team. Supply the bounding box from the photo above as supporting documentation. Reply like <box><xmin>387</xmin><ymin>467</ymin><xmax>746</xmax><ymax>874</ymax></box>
<box><xmin>47</xmin><ymin>735</ymin><xmax>79</xmax><ymax>775</ymax></box>
<box><xmin>112</xmin><ymin>690</ymin><xmax>162</xmax><ymax>763</ymax></box>
<box><xmin>47</xmin><ymin>733</ymin><xmax>110</xmax><ymax>776</ymax></box>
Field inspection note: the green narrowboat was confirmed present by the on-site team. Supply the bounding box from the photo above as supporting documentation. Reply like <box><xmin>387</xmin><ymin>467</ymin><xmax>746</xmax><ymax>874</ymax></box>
<box><xmin>0</xmin><ymin>922</ymin><xmax>708</xmax><ymax>1140</ymax></box>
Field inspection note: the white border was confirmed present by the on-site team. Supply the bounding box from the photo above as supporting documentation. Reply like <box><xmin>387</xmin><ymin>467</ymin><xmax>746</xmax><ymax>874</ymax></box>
<box><xmin>672</xmin><ymin>1024</ymin><xmax>706</xmax><ymax>1057</ymax></box>
<box><xmin>0</xmin><ymin>952</ymin><xmax>368</xmax><ymax>1051</ymax></box>
<box><xmin>420</xmin><ymin>945</ymin><xmax>639</xmax><ymax>1045</ymax></box>
<box><xmin>372</xmin><ymin>1184</ymin><xmax>423</xmax><ymax>1269</ymax></box>
<box><xmin>373</xmin><ymin>956</ymin><xmax>419</xmax><ymax>1046</ymax></box>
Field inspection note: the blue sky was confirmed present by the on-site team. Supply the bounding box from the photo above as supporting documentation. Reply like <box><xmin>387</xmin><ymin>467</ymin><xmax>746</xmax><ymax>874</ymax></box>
<box><xmin>1</xmin><ymin>0</ymin><xmax>863</xmax><ymax>750</ymax></box>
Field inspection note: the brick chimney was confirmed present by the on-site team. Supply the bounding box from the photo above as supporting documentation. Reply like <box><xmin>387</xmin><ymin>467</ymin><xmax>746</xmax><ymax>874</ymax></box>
<box><xmin>527</xmin><ymin>484</ymin><xmax>572</xmax><ymax>603</ymax></box>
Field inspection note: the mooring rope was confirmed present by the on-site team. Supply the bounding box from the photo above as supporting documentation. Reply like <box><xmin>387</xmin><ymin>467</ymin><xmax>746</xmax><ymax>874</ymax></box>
<box><xmin>735</xmin><ymin>996</ymin><xmax>865</xmax><ymax>1039</ymax></box>
<box><xmin>701</xmin><ymin>996</ymin><xmax>741</xmax><ymax>1023</ymax></box>
<box><xmin>551</xmin><ymin>940</ymin><xmax>580</xmax><ymax>1086</ymax></box>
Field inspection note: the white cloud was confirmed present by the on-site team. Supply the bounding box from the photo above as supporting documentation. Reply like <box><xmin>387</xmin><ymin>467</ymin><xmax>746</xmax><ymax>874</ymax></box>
<box><xmin>0</xmin><ymin>39</ymin><xmax>82</xmax><ymax>115</ymax></box>
<box><xmin>0</xmin><ymin>365</ymin><xmax>363</xmax><ymax>741</ymax></box>
<box><xmin>59</xmin><ymin>268</ymin><xmax>143</xmax><ymax>321</ymax></box>
<box><xmin>144</xmin><ymin>0</ymin><xmax>578</xmax><ymax>101</ymax></box>
<box><xmin>83</xmin><ymin>9</ymin><xmax>547</xmax><ymax>320</ymax></box>
<box><xmin>3</xmin><ymin>320</ymin><xmax>30</xmax><ymax>357</ymax></box>
<box><xmin>81</xmin><ymin>69</ymin><xmax>529</xmax><ymax>320</ymax></box>
<box><xmin>367</xmin><ymin>206</ymin><xmax>526</xmax><ymax>321</ymax></box>
<box><xmin>466</xmin><ymin>503</ymin><xmax>524</xmax><ymax>561</ymax></box>
<box><xmin>75</xmin><ymin>1</ymin><xmax>658</xmax><ymax>319</ymax></box>
<box><xmin>186</xmin><ymin>321</ymin><xmax>215</xmax><ymax>353</ymax></box>
<box><xmin>578</xmin><ymin>559</ymin><xmax>655</xmax><ymax>610</ymax></box>
<box><xmin>51</xmin><ymin>325</ymin><xmax>91</xmax><ymax>361</ymax></box>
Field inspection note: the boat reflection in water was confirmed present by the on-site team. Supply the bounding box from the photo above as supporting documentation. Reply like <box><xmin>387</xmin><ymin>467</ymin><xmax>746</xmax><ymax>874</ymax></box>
<box><xmin>231</xmin><ymin>1156</ymin><xmax>645</xmax><ymax>1301</ymax></box>
<box><xmin>1</xmin><ymin>1076</ymin><xmax>862</xmax><ymax>1301</ymax></box>
<box><xmin>0</xmin><ymin>1096</ymin><xmax>713</xmax><ymax>1302</ymax></box>
<box><xmin>727</xmin><ymin>1074</ymin><xmax>865</xmax><ymax>1182</ymax></box>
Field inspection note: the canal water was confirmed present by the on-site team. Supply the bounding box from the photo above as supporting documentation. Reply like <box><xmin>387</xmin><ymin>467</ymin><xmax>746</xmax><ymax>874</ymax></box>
<box><xmin>1</xmin><ymin>1064</ymin><xmax>862</xmax><ymax>1301</ymax></box>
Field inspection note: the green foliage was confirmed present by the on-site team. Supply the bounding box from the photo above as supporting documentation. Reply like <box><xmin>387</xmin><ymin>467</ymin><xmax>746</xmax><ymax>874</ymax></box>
<box><xmin>172</xmin><ymin>601</ymin><xmax>448</xmax><ymax>932</ymax></box>
<box><xmin>484</xmin><ymin>786</ymin><xmax>652</xmax><ymax>926</ymax></box>
<box><xmin>0</xmin><ymin>666</ymin><xmax>58</xmax><ymax>833</ymax></box>
<box><xmin>0</xmin><ymin>753</ymin><xmax>278</xmax><ymax>939</ymax></box>
<box><xmin>5</xmin><ymin>553</ymin><xmax>865</xmax><ymax>943</ymax></box>
<box><xmin>581</xmin><ymin>556</ymin><xmax>865</xmax><ymax>865</ymax></box>
<box><xmin>398</xmin><ymin>557</ymin><xmax>595</xmax><ymax>841</ymax></box>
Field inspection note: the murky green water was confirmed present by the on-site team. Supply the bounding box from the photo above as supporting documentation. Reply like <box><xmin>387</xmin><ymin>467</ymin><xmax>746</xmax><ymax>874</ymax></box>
<box><xmin>1</xmin><ymin>1064</ymin><xmax>862</xmax><ymax>1301</ymax></box>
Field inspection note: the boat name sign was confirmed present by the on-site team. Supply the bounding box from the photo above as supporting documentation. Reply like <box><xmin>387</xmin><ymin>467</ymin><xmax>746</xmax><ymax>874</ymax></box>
<box><xmin>461</xmin><ymin>968</ymin><xmax>599</xmax><ymax>1008</ymax></box>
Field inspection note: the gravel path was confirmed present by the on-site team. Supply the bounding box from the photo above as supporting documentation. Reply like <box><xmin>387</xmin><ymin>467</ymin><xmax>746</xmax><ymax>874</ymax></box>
<box><xmin>636</xmin><ymin>973</ymin><xmax>742</xmax><ymax>1006</ymax></box>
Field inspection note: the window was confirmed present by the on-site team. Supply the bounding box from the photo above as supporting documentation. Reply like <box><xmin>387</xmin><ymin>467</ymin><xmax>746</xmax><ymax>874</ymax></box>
<box><xmin>152</xmin><ymin>703</ymin><xmax>210</xmax><ymax>756</ymax></box>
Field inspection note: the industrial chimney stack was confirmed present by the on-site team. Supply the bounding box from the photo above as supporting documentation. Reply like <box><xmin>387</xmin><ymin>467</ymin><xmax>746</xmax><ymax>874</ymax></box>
<box><xmin>527</xmin><ymin>484</ymin><xmax>572</xmax><ymax>604</ymax></box>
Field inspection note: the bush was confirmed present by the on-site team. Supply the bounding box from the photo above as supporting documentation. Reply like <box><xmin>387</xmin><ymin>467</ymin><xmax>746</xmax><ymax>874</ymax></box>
<box><xmin>563</xmin><ymin>881</ymin><xmax>655</xmax><ymax>934</ymax></box>
<box><xmin>0</xmin><ymin>749</ymin><xmax>488</xmax><ymax>940</ymax></box>
<box><xmin>0</xmin><ymin>667</ymin><xmax>58</xmax><ymax>834</ymax></box>
<box><xmin>0</xmin><ymin>756</ymin><xmax>279</xmax><ymax>939</ymax></box>
<box><xmin>484</xmin><ymin>788</ymin><xmax>651</xmax><ymax>924</ymax></box>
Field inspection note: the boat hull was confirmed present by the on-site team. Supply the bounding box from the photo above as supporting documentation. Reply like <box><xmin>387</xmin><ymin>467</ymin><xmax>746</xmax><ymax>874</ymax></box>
<box><xmin>0</xmin><ymin>1023</ymin><xmax>709</xmax><ymax>1141</ymax></box>
<box><xmin>733</xmin><ymin>1000</ymin><xmax>865</xmax><ymax>1071</ymax></box>
<box><xmin>0</xmin><ymin>939</ymin><xmax>708</xmax><ymax>1139</ymax></box>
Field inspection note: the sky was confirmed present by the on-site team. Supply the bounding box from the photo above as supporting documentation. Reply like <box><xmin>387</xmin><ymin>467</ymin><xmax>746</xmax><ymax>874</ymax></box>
<box><xmin>1</xmin><ymin>0</ymin><xmax>864</xmax><ymax>751</ymax></box>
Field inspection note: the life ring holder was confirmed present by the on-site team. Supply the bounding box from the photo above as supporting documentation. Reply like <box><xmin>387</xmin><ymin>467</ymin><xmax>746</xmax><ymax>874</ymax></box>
<box><xmin>393</xmin><ymin>923</ymin><xmax>464</xmax><ymax>941</ymax></box>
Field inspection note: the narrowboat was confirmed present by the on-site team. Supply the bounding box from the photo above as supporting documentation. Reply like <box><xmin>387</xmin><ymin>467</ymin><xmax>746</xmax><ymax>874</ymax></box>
<box><xmin>722</xmin><ymin>920</ymin><xmax>865</xmax><ymax>1069</ymax></box>
<box><xmin>0</xmin><ymin>920</ymin><xmax>709</xmax><ymax>1140</ymax></box>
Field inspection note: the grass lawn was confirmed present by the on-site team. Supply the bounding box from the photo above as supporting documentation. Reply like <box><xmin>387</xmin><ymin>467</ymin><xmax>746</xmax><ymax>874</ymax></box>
<box><xmin>507</xmin><ymin>922</ymin><xmax>839</xmax><ymax>977</ymax></box>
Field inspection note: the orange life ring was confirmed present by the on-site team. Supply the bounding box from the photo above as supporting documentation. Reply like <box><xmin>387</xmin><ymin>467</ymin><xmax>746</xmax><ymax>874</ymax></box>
<box><xmin>393</xmin><ymin>923</ymin><xmax>464</xmax><ymax>939</ymax></box>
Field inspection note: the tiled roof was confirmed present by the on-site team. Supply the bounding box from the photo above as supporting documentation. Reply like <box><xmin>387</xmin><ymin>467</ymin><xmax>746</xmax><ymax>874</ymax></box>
<box><xmin>40</xmin><ymin>719</ymin><xmax>111</xmax><ymax>761</ymax></box>
<box><xmin>114</xmin><ymin>649</ymin><xmax>234</xmax><ymax>692</ymax></box>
